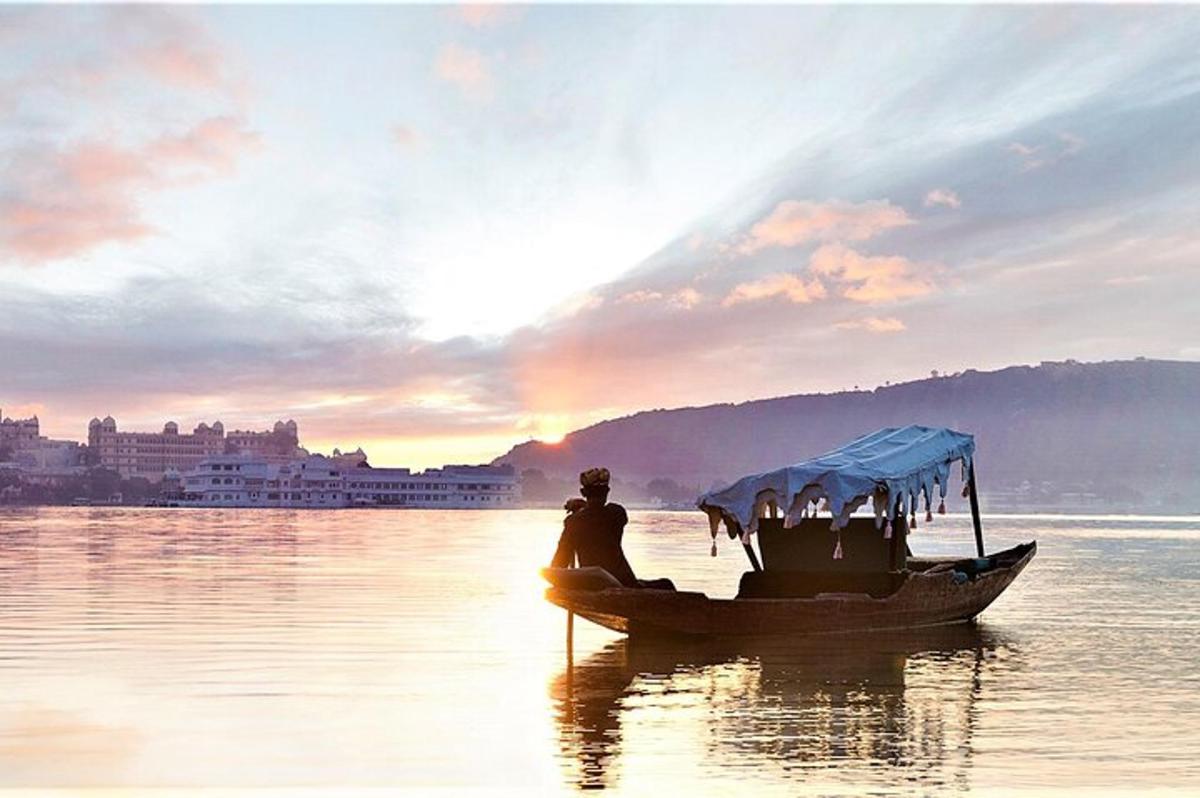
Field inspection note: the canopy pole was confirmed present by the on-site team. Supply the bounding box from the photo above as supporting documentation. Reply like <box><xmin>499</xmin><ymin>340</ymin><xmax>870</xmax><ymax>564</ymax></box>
<box><xmin>967</xmin><ymin>462</ymin><xmax>985</xmax><ymax>557</ymax></box>
<box><xmin>743</xmin><ymin>542</ymin><xmax>763</xmax><ymax>572</ymax></box>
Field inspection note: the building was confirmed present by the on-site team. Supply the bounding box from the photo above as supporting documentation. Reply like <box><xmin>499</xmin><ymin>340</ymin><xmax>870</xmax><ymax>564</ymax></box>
<box><xmin>345</xmin><ymin>464</ymin><xmax>519</xmax><ymax>508</ymax></box>
<box><xmin>0</xmin><ymin>410</ymin><xmax>42</xmax><ymax>452</ymax></box>
<box><xmin>1</xmin><ymin>409</ymin><xmax>84</xmax><ymax>470</ymax></box>
<box><xmin>87</xmin><ymin>416</ymin><xmax>306</xmax><ymax>481</ymax></box>
<box><xmin>88</xmin><ymin>417</ymin><xmax>227</xmax><ymax>480</ymax></box>
<box><xmin>176</xmin><ymin>456</ymin><xmax>519</xmax><ymax>509</ymax></box>
<box><xmin>224</xmin><ymin>419</ymin><xmax>302</xmax><ymax>463</ymax></box>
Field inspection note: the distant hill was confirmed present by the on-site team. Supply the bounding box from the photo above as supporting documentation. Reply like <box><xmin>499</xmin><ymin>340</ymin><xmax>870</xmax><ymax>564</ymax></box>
<box><xmin>495</xmin><ymin>359</ymin><xmax>1200</xmax><ymax>512</ymax></box>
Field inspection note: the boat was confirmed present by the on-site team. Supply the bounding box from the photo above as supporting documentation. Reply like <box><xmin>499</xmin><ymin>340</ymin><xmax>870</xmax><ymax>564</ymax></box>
<box><xmin>542</xmin><ymin>425</ymin><xmax>1036</xmax><ymax>637</ymax></box>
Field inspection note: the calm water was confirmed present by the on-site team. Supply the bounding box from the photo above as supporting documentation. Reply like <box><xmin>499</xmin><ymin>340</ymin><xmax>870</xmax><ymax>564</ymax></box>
<box><xmin>1</xmin><ymin>507</ymin><xmax>1198</xmax><ymax>795</ymax></box>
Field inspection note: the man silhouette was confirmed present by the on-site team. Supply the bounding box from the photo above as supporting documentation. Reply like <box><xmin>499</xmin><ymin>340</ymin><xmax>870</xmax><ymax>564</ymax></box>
<box><xmin>550</xmin><ymin>467</ymin><xmax>674</xmax><ymax>590</ymax></box>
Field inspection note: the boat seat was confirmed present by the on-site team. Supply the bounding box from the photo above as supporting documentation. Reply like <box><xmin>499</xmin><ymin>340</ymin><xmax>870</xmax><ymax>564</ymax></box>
<box><xmin>736</xmin><ymin>570</ymin><xmax>905</xmax><ymax>599</ymax></box>
<box><xmin>756</xmin><ymin>516</ymin><xmax>907</xmax><ymax>573</ymax></box>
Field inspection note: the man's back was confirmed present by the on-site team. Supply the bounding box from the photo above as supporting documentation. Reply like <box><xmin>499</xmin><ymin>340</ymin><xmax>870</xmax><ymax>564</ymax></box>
<box><xmin>552</xmin><ymin>502</ymin><xmax>638</xmax><ymax>586</ymax></box>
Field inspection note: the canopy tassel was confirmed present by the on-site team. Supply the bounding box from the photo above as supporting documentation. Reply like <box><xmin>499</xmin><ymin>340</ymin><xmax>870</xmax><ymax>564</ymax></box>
<box><xmin>832</xmin><ymin>532</ymin><xmax>843</xmax><ymax>560</ymax></box>
<box><xmin>925</xmin><ymin>507</ymin><xmax>933</xmax><ymax>523</ymax></box>
<box><xmin>883</xmin><ymin>519</ymin><xmax>892</xmax><ymax>540</ymax></box>
<box><xmin>710</xmin><ymin>540</ymin><xmax>717</xmax><ymax>558</ymax></box>
<box><xmin>910</xmin><ymin>511</ymin><xmax>918</xmax><ymax>530</ymax></box>
<box><xmin>938</xmin><ymin>499</ymin><xmax>946</xmax><ymax>515</ymax></box>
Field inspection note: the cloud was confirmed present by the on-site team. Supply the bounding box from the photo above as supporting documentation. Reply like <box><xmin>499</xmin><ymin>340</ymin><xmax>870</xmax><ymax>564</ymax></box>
<box><xmin>618</xmin><ymin>287</ymin><xmax>703</xmax><ymax>309</ymax></box>
<box><xmin>1059</xmin><ymin>131</ymin><xmax>1085</xmax><ymax>156</ymax></box>
<box><xmin>734</xmin><ymin>199</ymin><xmax>913</xmax><ymax>256</ymax></box>
<box><xmin>392</xmin><ymin>125</ymin><xmax>422</xmax><ymax>151</ymax></box>
<box><xmin>723</xmin><ymin>273</ymin><xmax>826</xmax><ymax>306</ymax></box>
<box><xmin>923</xmin><ymin>188</ymin><xmax>961</xmax><ymax>209</ymax></box>
<box><xmin>0</xmin><ymin>7</ymin><xmax>254</xmax><ymax>264</ymax></box>
<box><xmin>132</xmin><ymin>40</ymin><xmax>226</xmax><ymax>90</ymax></box>
<box><xmin>808</xmin><ymin>243</ymin><xmax>935</xmax><ymax>303</ymax></box>
<box><xmin>0</xmin><ymin>117</ymin><xmax>260</xmax><ymax>262</ymax></box>
<box><xmin>452</xmin><ymin>4</ymin><xmax>525</xmax><ymax>28</ymax></box>
<box><xmin>434</xmin><ymin>43</ymin><xmax>493</xmax><ymax>100</ymax></box>
<box><xmin>1007</xmin><ymin>132</ymin><xmax>1085</xmax><ymax>172</ymax></box>
<box><xmin>835</xmin><ymin>316</ymin><xmax>907</xmax><ymax>333</ymax></box>
<box><xmin>672</xmin><ymin>287</ymin><xmax>703</xmax><ymax>309</ymax></box>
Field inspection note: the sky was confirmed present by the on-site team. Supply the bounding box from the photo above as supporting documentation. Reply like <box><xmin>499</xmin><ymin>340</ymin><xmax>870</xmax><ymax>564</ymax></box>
<box><xmin>2</xmin><ymin>4</ymin><xmax>1199</xmax><ymax>468</ymax></box>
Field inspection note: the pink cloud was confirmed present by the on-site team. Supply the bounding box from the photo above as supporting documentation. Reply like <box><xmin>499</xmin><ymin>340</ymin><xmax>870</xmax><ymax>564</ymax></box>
<box><xmin>434</xmin><ymin>44</ymin><xmax>493</xmax><ymax>100</ymax></box>
<box><xmin>723</xmin><ymin>273</ymin><xmax>827</xmax><ymax>307</ymax></box>
<box><xmin>736</xmin><ymin>199</ymin><xmax>912</xmax><ymax>255</ymax></box>
<box><xmin>1</xmin><ymin>117</ymin><xmax>259</xmax><ymax>263</ymax></box>
<box><xmin>453</xmin><ymin>4</ymin><xmax>525</xmax><ymax>28</ymax></box>
<box><xmin>133</xmin><ymin>41</ymin><xmax>225</xmax><ymax>89</ymax></box>
<box><xmin>393</xmin><ymin>125</ymin><xmax>422</xmax><ymax>150</ymax></box>
<box><xmin>809</xmin><ymin>243</ymin><xmax>935</xmax><ymax>303</ymax></box>
<box><xmin>147</xmin><ymin>116</ymin><xmax>261</xmax><ymax>177</ymax></box>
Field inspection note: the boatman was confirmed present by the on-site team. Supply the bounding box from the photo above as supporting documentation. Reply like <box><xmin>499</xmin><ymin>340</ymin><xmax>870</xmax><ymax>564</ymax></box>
<box><xmin>550</xmin><ymin>467</ymin><xmax>675</xmax><ymax>590</ymax></box>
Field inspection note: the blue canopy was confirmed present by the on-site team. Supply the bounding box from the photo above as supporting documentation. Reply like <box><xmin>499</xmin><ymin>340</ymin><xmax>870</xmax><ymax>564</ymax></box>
<box><xmin>697</xmin><ymin>425</ymin><xmax>975</xmax><ymax>539</ymax></box>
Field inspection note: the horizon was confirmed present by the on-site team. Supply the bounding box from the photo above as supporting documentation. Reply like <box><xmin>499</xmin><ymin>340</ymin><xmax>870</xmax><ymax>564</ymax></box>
<box><xmin>7</xmin><ymin>353</ymin><xmax>1189</xmax><ymax>469</ymax></box>
<box><xmin>4</xmin><ymin>5</ymin><xmax>1200</xmax><ymax>469</ymax></box>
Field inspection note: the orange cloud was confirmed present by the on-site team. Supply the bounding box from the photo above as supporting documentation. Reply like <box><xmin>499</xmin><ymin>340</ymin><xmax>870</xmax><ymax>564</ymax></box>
<box><xmin>835</xmin><ymin>316</ymin><xmax>907</xmax><ymax>333</ymax></box>
<box><xmin>809</xmin><ymin>243</ymin><xmax>934</xmax><ymax>303</ymax></box>
<box><xmin>434</xmin><ymin>44</ymin><xmax>493</xmax><ymax>99</ymax></box>
<box><xmin>617</xmin><ymin>287</ymin><xmax>703</xmax><ymax>309</ymax></box>
<box><xmin>736</xmin><ymin>199</ymin><xmax>912</xmax><ymax>255</ymax></box>
<box><xmin>723</xmin><ymin>273</ymin><xmax>826</xmax><ymax>306</ymax></box>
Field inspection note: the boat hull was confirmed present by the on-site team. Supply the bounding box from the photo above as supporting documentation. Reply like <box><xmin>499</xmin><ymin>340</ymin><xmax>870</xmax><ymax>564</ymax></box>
<box><xmin>545</xmin><ymin>542</ymin><xmax>1036</xmax><ymax>637</ymax></box>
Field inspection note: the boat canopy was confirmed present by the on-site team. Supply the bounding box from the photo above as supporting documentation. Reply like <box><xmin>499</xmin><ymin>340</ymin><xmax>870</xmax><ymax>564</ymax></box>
<box><xmin>698</xmin><ymin>425</ymin><xmax>975</xmax><ymax>540</ymax></box>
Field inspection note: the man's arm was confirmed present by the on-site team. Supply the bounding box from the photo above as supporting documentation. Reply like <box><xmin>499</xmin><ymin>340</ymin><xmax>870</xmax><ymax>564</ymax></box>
<box><xmin>550</xmin><ymin>521</ymin><xmax>576</xmax><ymax>568</ymax></box>
<box><xmin>610</xmin><ymin>504</ymin><xmax>629</xmax><ymax>543</ymax></box>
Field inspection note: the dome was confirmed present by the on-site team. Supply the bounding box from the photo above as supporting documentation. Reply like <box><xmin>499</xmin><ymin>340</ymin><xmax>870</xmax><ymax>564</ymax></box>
<box><xmin>89</xmin><ymin>418</ymin><xmax>101</xmax><ymax>427</ymax></box>
<box><xmin>102</xmin><ymin>416</ymin><xmax>115</xmax><ymax>424</ymax></box>
<box><xmin>163</xmin><ymin>421</ymin><xmax>179</xmax><ymax>434</ymax></box>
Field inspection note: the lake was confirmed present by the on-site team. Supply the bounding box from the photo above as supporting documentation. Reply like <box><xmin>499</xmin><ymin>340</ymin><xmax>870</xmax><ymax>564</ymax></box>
<box><xmin>1</xmin><ymin>507</ymin><xmax>1198</xmax><ymax>795</ymax></box>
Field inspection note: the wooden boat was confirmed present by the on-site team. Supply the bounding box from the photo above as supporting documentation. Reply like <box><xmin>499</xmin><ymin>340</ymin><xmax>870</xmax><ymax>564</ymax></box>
<box><xmin>543</xmin><ymin>425</ymin><xmax>1036</xmax><ymax>638</ymax></box>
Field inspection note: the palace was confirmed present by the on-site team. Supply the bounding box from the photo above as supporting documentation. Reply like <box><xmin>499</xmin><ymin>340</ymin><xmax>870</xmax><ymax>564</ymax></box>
<box><xmin>87</xmin><ymin>417</ymin><xmax>303</xmax><ymax>480</ymax></box>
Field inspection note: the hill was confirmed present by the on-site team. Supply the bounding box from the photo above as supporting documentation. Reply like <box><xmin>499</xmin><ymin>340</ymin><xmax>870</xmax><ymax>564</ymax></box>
<box><xmin>495</xmin><ymin>359</ymin><xmax>1200</xmax><ymax>512</ymax></box>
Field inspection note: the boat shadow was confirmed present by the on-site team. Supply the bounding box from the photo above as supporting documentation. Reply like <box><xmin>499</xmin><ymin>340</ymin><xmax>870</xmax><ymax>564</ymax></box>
<box><xmin>549</xmin><ymin>623</ymin><xmax>1019</xmax><ymax>791</ymax></box>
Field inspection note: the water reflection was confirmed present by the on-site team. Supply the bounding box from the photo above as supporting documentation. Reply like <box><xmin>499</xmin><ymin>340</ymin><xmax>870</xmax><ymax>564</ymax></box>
<box><xmin>551</xmin><ymin>624</ymin><xmax>1017</xmax><ymax>791</ymax></box>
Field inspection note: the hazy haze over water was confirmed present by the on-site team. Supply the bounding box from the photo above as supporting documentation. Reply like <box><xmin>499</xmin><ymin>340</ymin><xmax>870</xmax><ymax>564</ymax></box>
<box><xmin>1</xmin><ymin>508</ymin><xmax>1198</xmax><ymax>794</ymax></box>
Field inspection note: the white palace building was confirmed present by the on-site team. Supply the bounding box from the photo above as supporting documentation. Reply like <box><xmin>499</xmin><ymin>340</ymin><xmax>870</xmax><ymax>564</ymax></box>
<box><xmin>175</xmin><ymin>455</ymin><xmax>519</xmax><ymax>509</ymax></box>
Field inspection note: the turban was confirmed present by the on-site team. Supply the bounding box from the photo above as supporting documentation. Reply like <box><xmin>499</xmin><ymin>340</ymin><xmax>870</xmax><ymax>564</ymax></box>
<box><xmin>579</xmin><ymin>467</ymin><xmax>611</xmax><ymax>489</ymax></box>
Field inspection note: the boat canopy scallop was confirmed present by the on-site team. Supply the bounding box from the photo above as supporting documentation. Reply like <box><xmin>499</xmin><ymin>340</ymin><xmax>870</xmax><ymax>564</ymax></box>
<box><xmin>698</xmin><ymin>425</ymin><xmax>975</xmax><ymax>542</ymax></box>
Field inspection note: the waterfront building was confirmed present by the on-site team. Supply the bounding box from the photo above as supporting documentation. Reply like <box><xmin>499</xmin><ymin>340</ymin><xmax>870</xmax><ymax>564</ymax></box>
<box><xmin>88</xmin><ymin>417</ymin><xmax>227</xmax><ymax>480</ymax></box>
<box><xmin>176</xmin><ymin>456</ymin><xmax>519</xmax><ymax>509</ymax></box>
